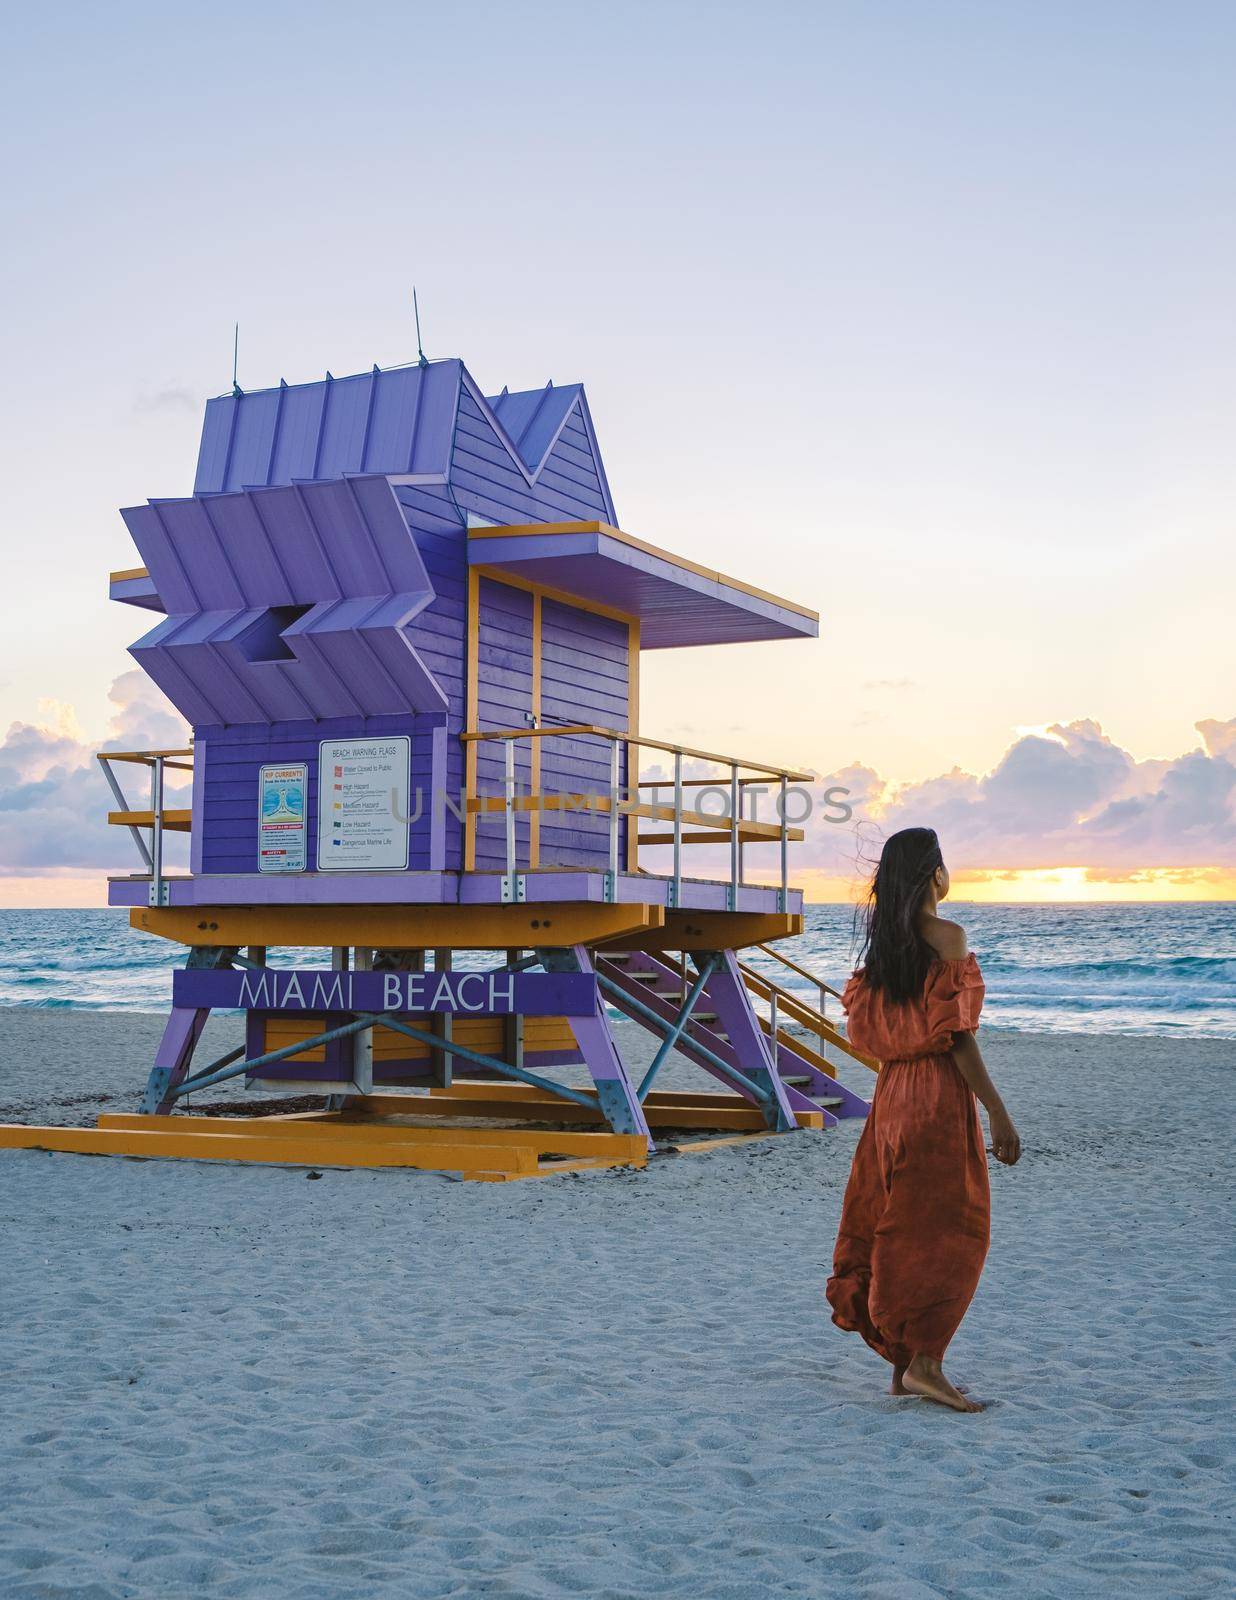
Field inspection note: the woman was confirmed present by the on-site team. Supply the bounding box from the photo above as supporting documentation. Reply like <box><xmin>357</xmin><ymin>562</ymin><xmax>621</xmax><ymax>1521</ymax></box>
<box><xmin>826</xmin><ymin>827</ymin><xmax>1021</xmax><ymax>1413</ymax></box>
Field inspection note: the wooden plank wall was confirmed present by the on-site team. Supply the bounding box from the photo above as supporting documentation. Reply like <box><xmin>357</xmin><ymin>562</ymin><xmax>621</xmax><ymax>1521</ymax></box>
<box><xmin>539</xmin><ymin>597</ymin><xmax>631</xmax><ymax>868</ymax></box>
<box><xmin>393</xmin><ymin>484</ymin><xmax>472</xmax><ymax>869</ymax></box>
<box><xmin>199</xmin><ymin>713</ymin><xmax>439</xmax><ymax>875</ymax></box>
<box><xmin>450</xmin><ymin>388</ymin><xmax>612</xmax><ymax>526</ymax></box>
<box><xmin>193</xmin><ymin>385</ymin><xmax>627</xmax><ymax>880</ymax></box>
<box><xmin>402</xmin><ymin>387</ymin><xmax>631</xmax><ymax>874</ymax></box>
<box><xmin>473</xmin><ymin>578</ymin><xmax>534</xmax><ymax>870</ymax></box>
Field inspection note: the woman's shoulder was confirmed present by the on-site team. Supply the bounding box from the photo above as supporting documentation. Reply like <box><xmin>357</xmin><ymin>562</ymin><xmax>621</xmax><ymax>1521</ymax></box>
<box><xmin>921</xmin><ymin>915</ymin><xmax>969</xmax><ymax>962</ymax></box>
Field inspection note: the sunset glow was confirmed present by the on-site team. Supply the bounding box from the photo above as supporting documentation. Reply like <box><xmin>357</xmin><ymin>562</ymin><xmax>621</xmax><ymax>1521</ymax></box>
<box><xmin>790</xmin><ymin>867</ymin><xmax>1236</xmax><ymax>906</ymax></box>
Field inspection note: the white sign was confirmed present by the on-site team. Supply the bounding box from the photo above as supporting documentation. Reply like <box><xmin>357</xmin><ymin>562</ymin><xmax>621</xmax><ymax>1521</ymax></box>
<box><xmin>316</xmin><ymin>737</ymin><xmax>410</xmax><ymax>872</ymax></box>
<box><xmin>258</xmin><ymin>763</ymin><xmax>307</xmax><ymax>873</ymax></box>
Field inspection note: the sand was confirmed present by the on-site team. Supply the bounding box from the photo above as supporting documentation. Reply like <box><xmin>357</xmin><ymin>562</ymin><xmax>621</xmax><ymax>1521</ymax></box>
<box><xmin>1</xmin><ymin>1010</ymin><xmax>1233</xmax><ymax>1600</ymax></box>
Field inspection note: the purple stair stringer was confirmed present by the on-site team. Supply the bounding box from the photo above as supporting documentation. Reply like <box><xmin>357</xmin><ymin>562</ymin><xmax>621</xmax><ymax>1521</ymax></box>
<box><xmin>751</xmin><ymin>1024</ymin><xmax>871</xmax><ymax>1120</ymax></box>
<box><xmin>596</xmin><ymin>951</ymin><xmax>806</xmax><ymax>1130</ymax></box>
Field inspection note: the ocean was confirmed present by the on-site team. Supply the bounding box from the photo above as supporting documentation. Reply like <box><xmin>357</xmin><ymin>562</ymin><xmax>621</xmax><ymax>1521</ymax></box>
<box><xmin>0</xmin><ymin>904</ymin><xmax>1233</xmax><ymax>1039</ymax></box>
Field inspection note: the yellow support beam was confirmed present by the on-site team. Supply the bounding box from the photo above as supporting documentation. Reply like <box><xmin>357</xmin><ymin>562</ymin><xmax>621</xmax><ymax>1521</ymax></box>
<box><xmin>609</xmin><ymin>911</ymin><xmax>804</xmax><ymax>953</ymax></box>
<box><xmin>129</xmin><ymin>900</ymin><xmax>666</xmax><ymax>950</ymax></box>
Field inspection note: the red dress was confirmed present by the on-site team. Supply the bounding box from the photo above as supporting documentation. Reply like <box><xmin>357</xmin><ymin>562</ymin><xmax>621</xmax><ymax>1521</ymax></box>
<box><xmin>826</xmin><ymin>954</ymin><xmax>990</xmax><ymax>1367</ymax></box>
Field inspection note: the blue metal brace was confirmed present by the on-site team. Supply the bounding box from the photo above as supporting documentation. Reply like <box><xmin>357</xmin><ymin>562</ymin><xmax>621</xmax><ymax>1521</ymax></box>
<box><xmin>637</xmin><ymin>953</ymin><xmax>719</xmax><ymax>1101</ymax></box>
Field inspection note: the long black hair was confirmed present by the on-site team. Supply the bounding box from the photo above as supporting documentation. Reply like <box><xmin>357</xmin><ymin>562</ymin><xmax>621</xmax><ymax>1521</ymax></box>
<box><xmin>857</xmin><ymin>827</ymin><xmax>945</xmax><ymax>1002</ymax></box>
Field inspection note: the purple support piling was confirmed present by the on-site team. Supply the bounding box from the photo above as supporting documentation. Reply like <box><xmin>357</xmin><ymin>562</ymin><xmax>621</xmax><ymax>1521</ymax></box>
<box><xmin>142</xmin><ymin>1006</ymin><xmax>209</xmax><ymax>1114</ymax></box>
<box><xmin>698</xmin><ymin>952</ymin><xmax>798</xmax><ymax>1131</ymax></box>
<box><xmin>558</xmin><ymin>946</ymin><xmax>652</xmax><ymax>1149</ymax></box>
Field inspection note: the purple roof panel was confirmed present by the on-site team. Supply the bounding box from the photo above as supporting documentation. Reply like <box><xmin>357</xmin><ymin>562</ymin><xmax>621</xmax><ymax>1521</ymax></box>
<box><xmin>193</xmin><ymin>362</ymin><xmax>464</xmax><ymax>493</ymax></box>
<box><xmin>468</xmin><ymin>527</ymin><xmax>817</xmax><ymax>648</ymax></box>
<box><xmin>270</xmin><ymin>381</ymin><xmax>327</xmax><ymax>484</ymax></box>
<box><xmin>189</xmin><ymin>361</ymin><xmax>607</xmax><ymax>510</ymax></box>
<box><xmin>486</xmin><ymin>384</ymin><xmax>583</xmax><ymax>472</ymax></box>
<box><xmin>124</xmin><ymin>476</ymin><xmax>446</xmax><ymax>725</ymax></box>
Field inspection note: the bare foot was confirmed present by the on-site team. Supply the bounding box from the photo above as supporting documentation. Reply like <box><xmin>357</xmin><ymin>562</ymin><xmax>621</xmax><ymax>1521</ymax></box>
<box><xmin>902</xmin><ymin>1355</ymin><xmax>984</xmax><ymax>1413</ymax></box>
<box><xmin>891</xmin><ymin>1363</ymin><xmax>968</xmax><ymax>1396</ymax></box>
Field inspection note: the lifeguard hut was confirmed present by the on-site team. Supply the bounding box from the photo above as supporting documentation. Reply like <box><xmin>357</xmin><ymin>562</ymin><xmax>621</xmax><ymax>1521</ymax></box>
<box><xmin>5</xmin><ymin>356</ymin><xmax>874</xmax><ymax>1178</ymax></box>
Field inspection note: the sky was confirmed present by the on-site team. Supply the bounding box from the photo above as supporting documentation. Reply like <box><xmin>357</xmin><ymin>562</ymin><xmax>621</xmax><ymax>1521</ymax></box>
<box><xmin>0</xmin><ymin>0</ymin><xmax>1233</xmax><ymax>903</ymax></box>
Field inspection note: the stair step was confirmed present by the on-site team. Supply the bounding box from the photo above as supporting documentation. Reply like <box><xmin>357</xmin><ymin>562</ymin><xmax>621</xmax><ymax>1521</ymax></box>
<box><xmin>817</xmin><ymin>1097</ymin><xmax>844</xmax><ymax>1108</ymax></box>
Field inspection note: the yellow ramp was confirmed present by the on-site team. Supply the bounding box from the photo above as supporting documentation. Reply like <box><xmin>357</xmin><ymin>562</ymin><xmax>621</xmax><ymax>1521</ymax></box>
<box><xmin>0</xmin><ymin>1122</ymin><xmax>538</xmax><ymax>1176</ymax></box>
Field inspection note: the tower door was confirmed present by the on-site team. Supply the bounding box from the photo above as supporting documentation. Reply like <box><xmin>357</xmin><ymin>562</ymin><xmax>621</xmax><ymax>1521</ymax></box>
<box><xmin>471</xmin><ymin>575</ymin><xmax>537</xmax><ymax>871</ymax></box>
<box><xmin>466</xmin><ymin>572</ymin><xmax>637</xmax><ymax>874</ymax></box>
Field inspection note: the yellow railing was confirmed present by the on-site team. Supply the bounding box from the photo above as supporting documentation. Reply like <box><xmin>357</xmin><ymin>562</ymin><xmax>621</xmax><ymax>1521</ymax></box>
<box><xmin>754</xmin><ymin>942</ymin><xmax>846</xmax><ymax>1009</ymax></box>
<box><xmin>738</xmin><ymin>959</ymin><xmax>877</xmax><ymax>1073</ymax></box>
<box><xmin>462</xmin><ymin>724</ymin><xmax>810</xmax><ymax>908</ymax></box>
<box><xmin>98</xmin><ymin>747</ymin><xmax>194</xmax><ymax>906</ymax></box>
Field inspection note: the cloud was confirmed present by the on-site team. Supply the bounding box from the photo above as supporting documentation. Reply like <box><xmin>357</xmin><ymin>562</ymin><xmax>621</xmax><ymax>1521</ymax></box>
<box><xmin>1198</xmin><ymin>717</ymin><xmax>1236</xmax><ymax>760</ymax></box>
<box><xmin>861</xmin><ymin>677</ymin><xmax>915</xmax><ymax>692</ymax></box>
<box><xmin>0</xmin><ymin>673</ymin><xmax>189</xmax><ymax>874</ymax></box>
<box><xmin>1</xmin><ymin>683</ymin><xmax>1232</xmax><ymax>892</ymax></box>
<box><xmin>798</xmin><ymin>715</ymin><xmax>1236</xmax><ymax>877</ymax></box>
<box><xmin>133</xmin><ymin>385</ymin><xmax>196</xmax><ymax>415</ymax></box>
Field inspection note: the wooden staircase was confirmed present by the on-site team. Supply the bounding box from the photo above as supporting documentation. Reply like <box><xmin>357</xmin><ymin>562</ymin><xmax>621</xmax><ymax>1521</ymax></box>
<box><xmin>596</xmin><ymin>949</ymin><xmax>873</xmax><ymax>1125</ymax></box>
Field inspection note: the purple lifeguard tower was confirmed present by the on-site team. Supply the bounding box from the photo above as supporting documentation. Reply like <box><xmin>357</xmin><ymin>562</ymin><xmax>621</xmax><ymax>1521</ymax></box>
<box><xmin>90</xmin><ymin>357</ymin><xmax>872</xmax><ymax>1176</ymax></box>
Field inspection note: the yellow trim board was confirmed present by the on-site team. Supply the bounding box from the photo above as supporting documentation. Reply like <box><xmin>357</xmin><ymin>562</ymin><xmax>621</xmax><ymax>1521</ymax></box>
<box><xmin>0</xmin><ymin>1122</ymin><xmax>537</xmax><ymax>1175</ymax></box>
<box><xmin>468</xmin><ymin>522</ymin><xmax>818</xmax><ymax>624</ymax></box>
<box><xmin>665</xmin><ymin>1130</ymin><xmax>789</xmax><ymax>1155</ymax></box>
<box><xmin>460</xmin><ymin>722</ymin><xmax>811</xmax><ymax>782</ymax></box>
<box><xmin>98</xmin><ymin>1113</ymin><xmax>648</xmax><ymax>1163</ymax></box>
<box><xmin>470</xmin><ymin>1153</ymin><xmax>648</xmax><ymax>1181</ymax></box>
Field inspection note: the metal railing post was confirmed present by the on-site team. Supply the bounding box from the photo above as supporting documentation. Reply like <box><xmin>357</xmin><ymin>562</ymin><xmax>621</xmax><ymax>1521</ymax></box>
<box><xmin>778</xmin><ymin>773</ymin><xmax>788</xmax><ymax>913</ymax></box>
<box><xmin>352</xmin><ymin>946</ymin><xmax>374</xmax><ymax>1094</ymax></box>
<box><xmin>728</xmin><ymin>762</ymin><xmax>740</xmax><ymax>911</ymax></box>
<box><xmin>671</xmin><ymin>750</ymin><xmax>683</xmax><ymax>909</ymax></box>
<box><xmin>504</xmin><ymin>736</ymin><xmax>517</xmax><ymax>892</ymax></box>
<box><xmin>606</xmin><ymin>737</ymin><xmax>620</xmax><ymax>902</ymax></box>
<box><xmin>148</xmin><ymin>755</ymin><xmax>166</xmax><ymax>907</ymax></box>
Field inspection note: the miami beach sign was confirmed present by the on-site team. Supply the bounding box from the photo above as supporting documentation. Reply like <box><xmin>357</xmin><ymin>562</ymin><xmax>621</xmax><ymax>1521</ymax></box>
<box><xmin>173</xmin><ymin>967</ymin><xmax>598</xmax><ymax>1017</ymax></box>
